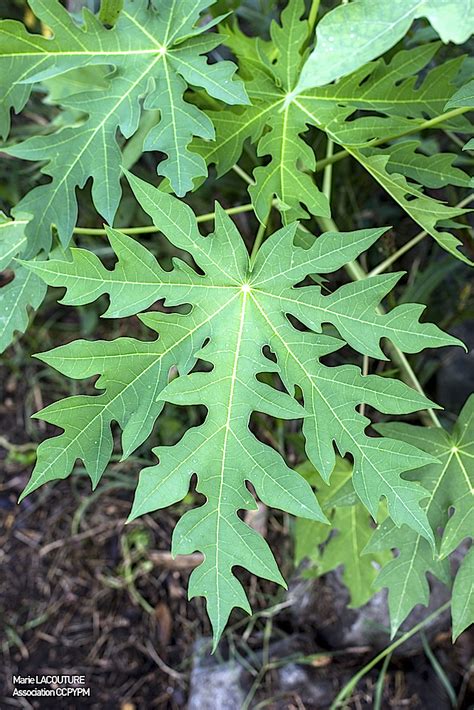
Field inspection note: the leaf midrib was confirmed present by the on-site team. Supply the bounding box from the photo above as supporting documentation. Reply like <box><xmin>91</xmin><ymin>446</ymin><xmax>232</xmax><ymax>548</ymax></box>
<box><xmin>214</xmin><ymin>288</ymin><xmax>249</xmax><ymax>632</ymax></box>
<box><xmin>250</xmin><ymin>291</ymin><xmax>433</xmax><ymax>541</ymax></box>
<box><xmin>31</xmin><ymin>55</ymin><xmax>163</xmax><ymax>237</ymax></box>
<box><xmin>30</xmin><ymin>292</ymin><xmax>239</xmax><ymax>489</ymax></box>
<box><xmin>256</xmin><ymin>287</ymin><xmax>451</xmax><ymax>346</ymax></box>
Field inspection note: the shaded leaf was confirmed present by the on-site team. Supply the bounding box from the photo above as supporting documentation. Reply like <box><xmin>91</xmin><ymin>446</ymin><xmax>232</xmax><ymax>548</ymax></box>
<box><xmin>367</xmin><ymin>395</ymin><xmax>474</xmax><ymax>636</ymax></box>
<box><xmin>295</xmin><ymin>459</ymin><xmax>391</xmax><ymax>608</ymax></box>
<box><xmin>0</xmin><ymin>213</ymin><xmax>46</xmax><ymax>351</ymax></box>
<box><xmin>452</xmin><ymin>547</ymin><xmax>474</xmax><ymax>640</ymax></box>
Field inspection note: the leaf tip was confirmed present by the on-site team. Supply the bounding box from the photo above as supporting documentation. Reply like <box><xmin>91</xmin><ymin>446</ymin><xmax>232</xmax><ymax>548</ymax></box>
<box><xmin>32</xmin><ymin>351</ymin><xmax>48</xmax><ymax>364</ymax></box>
<box><xmin>13</xmin><ymin>257</ymin><xmax>27</xmax><ymax>269</ymax></box>
<box><xmin>18</xmin><ymin>481</ymin><xmax>34</xmax><ymax>503</ymax></box>
<box><xmin>211</xmin><ymin>636</ymin><xmax>221</xmax><ymax>654</ymax></box>
<box><xmin>126</xmin><ymin>506</ymin><xmax>140</xmax><ymax>524</ymax></box>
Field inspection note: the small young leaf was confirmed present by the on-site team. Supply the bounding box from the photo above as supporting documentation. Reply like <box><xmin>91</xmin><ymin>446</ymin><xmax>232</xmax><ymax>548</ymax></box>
<box><xmin>368</xmin><ymin>395</ymin><xmax>474</xmax><ymax>637</ymax></box>
<box><xmin>295</xmin><ymin>459</ymin><xmax>392</xmax><ymax>608</ymax></box>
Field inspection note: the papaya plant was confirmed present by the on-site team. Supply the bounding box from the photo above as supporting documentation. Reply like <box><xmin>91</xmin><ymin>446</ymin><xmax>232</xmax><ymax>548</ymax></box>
<box><xmin>0</xmin><ymin>0</ymin><xmax>473</xmax><ymax>648</ymax></box>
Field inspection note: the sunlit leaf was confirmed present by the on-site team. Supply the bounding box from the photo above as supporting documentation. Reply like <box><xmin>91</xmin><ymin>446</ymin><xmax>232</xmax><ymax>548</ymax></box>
<box><xmin>21</xmin><ymin>173</ymin><xmax>461</xmax><ymax>643</ymax></box>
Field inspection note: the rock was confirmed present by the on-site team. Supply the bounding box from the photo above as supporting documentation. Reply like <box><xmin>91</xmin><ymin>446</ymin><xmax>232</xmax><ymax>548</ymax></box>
<box><xmin>277</xmin><ymin>663</ymin><xmax>339</xmax><ymax>707</ymax></box>
<box><xmin>286</xmin><ymin>566</ymin><xmax>451</xmax><ymax>655</ymax></box>
<box><xmin>275</xmin><ymin>653</ymin><xmax>455</xmax><ymax>709</ymax></box>
<box><xmin>187</xmin><ymin>639</ymin><xmax>246</xmax><ymax>710</ymax></box>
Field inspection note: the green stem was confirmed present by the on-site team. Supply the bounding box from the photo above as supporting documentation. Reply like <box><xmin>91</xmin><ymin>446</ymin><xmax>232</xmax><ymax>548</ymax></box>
<box><xmin>322</xmin><ymin>138</ymin><xmax>334</xmax><ymax>203</ymax></box>
<box><xmin>98</xmin><ymin>0</ymin><xmax>123</xmax><ymax>27</ymax></box>
<box><xmin>74</xmin><ymin>162</ymin><xmax>256</xmax><ymax>236</ymax></box>
<box><xmin>368</xmin><ymin>193</ymin><xmax>474</xmax><ymax>277</ymax></box>
<box><xmin>315</xmin><ymin>107</ymin><xmax>470</xmax><ymax>173</ymax></box>
<box><xmin>73</xmin><ymin>202</ymin><xmax>257</xmax><ymax>236</ymax></box>
<box><xmin>421</xmin><ymin>632</ymin><xmax>457</xmax><ymax>707</ymax></box>
<box><xmin>250</xmin><ymin>220</ymin><xmax>267</xmax><ymax>268</ymax></box>
<box><xmin>122</xmin><ymin>110</ymin><xmax>160</xmax><ymax>171</ymax></box>
<box><xmin>329</xmin><ymin>601</ymin><xmax>451</xmax><ymax>710</ymax></box>
<box><xmin>374</xmin><ymin>652</ymin><xmax>392</xmax><ymax>710</ymax></box>
<box><xmin>369</xmin><ymin>229</ymin><xmax>428</xmax><ymax>278</ymax></box>
<box><xmin>232</xmin><ymin>164</ymin><xmax>255</xmax><ymax>186</ymax></box>
<box><xmin>359</xmin><ymin>354</ymin><xmax>369</xmax><ymax>418</ymax></box>
<box><xmin>307</xmin><ymin>0</ymin><xmax>321</xmax><ymax>35</ymax></box>
<box><xmin>446</xmin><ymin>130</ymin><xmax>472</xmax><ymax>154</ymax></box>
<box><xmin>318</xmin><ymin>216</ymin><xmax>441</xmax><ymax>428</ymax></box>
<box><xmin>374</xmin><ymin>653</ymin><xmax>392</xmax><ymax>710</ymax></box>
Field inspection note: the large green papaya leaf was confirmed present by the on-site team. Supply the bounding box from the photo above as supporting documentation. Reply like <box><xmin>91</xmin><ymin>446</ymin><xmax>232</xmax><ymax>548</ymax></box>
<box><xmin>20</xmin><ymin>173</ymin><xmax>461</xmax><ymax>643</ymax></box>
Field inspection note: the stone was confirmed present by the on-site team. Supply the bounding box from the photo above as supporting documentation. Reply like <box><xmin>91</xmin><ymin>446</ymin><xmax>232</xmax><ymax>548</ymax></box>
<box><xmin>187</xmin><ymin>639</ymin><xmax>246</xmax><ymax>710</ymax></box>
<box><xmin>277</xmin><ymin>663</ymin><xmax>339</xmax><ymax>706</ymax></box>
<box><xmin>286</xmin><ymin>566</ymin><xmax>451</xmax><ymax>655</ymax></box>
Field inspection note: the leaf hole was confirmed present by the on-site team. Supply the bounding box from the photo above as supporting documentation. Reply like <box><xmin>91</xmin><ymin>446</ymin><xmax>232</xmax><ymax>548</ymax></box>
<box><xmin>262</xmin><ymin>344</ymin><xmax>277</xmax><ymax>363</ymax></box>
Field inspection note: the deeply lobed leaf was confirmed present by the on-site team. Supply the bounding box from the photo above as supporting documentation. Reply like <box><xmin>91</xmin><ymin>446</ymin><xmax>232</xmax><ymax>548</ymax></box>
<box><xmin>197</xmin><ymin>2</ymin><xmax>473</xmax><ymax>261</ymax></box>
<box><xmin>21</xmin><ymin>173</ymin><xmax>462</xmax><ymax>642</ymax></box>
<box><xmin>0</xmin><ymin>0</ymin><xmax>248</xmax><ymax>255</ymax></box>
<box><xmin>367</xmin><ymin>395</ymin><xmax>474</xmax><ymax>639</ymax></box>
<box><xmin>0</xmin><ymin>213</ymin><xmax>46</xmax><ymax>350</ymax></box>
